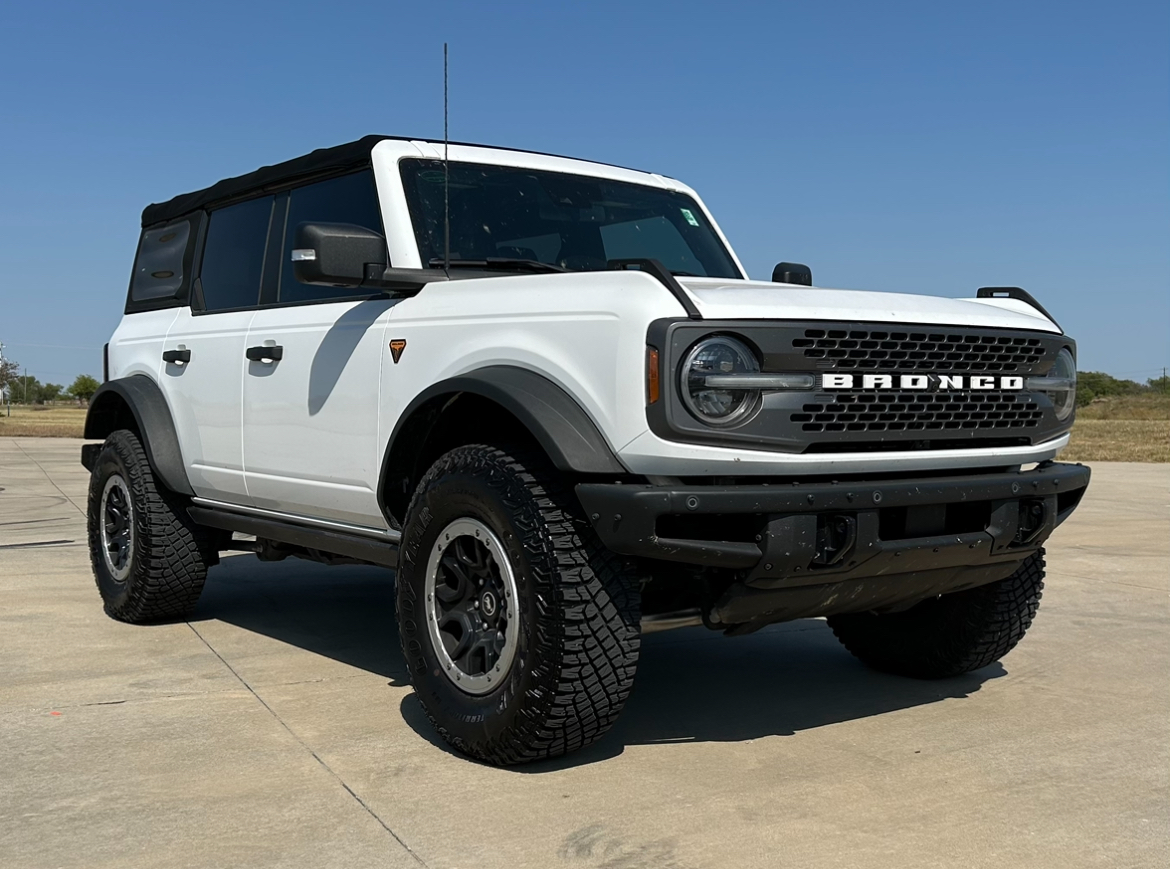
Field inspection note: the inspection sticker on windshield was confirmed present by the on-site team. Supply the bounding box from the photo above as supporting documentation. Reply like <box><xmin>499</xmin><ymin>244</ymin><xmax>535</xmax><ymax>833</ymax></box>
<box><xmin>680</xmin><ymin>208</ymin><xmax>700</xmax><ymax>226</ymax></box>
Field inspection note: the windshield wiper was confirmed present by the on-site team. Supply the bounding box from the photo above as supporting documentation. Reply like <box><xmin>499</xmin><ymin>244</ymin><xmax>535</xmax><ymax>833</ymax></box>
<box><xmin>429</xmin><ymin>257</ymin><xmax>566</xmax><ymax>274</ymax></box>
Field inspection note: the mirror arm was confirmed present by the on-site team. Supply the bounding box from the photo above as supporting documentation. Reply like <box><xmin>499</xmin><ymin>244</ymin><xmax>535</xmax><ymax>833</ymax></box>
<box><xmin>360</xmin><ymin>267</ymin><xmax>450</xmax><ymax>295</ymax></box>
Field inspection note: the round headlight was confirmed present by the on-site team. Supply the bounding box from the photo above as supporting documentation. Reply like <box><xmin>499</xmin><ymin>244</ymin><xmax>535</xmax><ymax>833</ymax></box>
<box><xmin>681</xmin><ymin>336</ymin><xmax>761</xmax><ymax>427</ymax></box>
<box><xmin>1049</xmin><ymin>347</ymin><xmax>1076</xmax><ymax>421</ymax></box>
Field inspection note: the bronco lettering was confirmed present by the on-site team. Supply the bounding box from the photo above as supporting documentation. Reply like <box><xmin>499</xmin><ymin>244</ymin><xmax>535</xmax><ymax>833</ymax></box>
<box><xmin>821</xmin><ymin>373</ymin><xmax>1027</xmax><ymax>390</ymax></box>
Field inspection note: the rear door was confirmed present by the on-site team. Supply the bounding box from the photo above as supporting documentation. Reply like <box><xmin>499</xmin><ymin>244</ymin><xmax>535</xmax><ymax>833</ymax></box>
<box><xmin>161</xmin><ymin>196</ymin><xmax>272</xmax><ymax>503</ymax></box>
<box><xmin>241</xmin><ymin>171</ymin><xmax>393</xmax><ymax>530</ymax></box>
<box><xmin>111</xmin><ymin>215</ymin><xmax>197</xmax><ymax>385</ymax></box>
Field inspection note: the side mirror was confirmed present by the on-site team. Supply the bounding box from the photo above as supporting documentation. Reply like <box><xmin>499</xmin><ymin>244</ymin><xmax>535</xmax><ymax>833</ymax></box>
<box><xmin>772</xmin><ymin>262</ymin><xmax>812</xmax><ymax>286</ymax></box>
<box><xmin>292</xmin><ymin>222</ymin><xmax>388</xmax><ymax>287</ymax></box>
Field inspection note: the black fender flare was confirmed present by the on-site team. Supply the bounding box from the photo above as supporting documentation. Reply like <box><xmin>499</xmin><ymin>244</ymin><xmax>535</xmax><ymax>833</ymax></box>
<box><xmin>379</xmin><ymin>366</ymin><xmax>627</xmax><ymax>522</ymax></box>
<box><xmin>83</xmin><ymin>375</ymin><xmax>193</xmax><ymax>496</ymax></box>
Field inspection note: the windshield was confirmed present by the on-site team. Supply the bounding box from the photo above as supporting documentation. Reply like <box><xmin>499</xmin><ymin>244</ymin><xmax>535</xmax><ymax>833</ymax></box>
<box><xmin>399</xmin><ymin>159</ymin><xmax>742</xmax><ymax>278</ymax></box>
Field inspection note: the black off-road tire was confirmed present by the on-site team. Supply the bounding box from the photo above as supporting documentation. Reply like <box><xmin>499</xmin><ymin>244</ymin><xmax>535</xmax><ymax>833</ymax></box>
<box><xmin>827</xmin><ymin>551</ymin><xmax>1046</xmax><ymax>679</ymax></box>
<box><xmin>87</xmin><ymin>429</ymin><xmax>214</xmax><ymax>623</ymax></box>
<box><xmin>396</xmin><ymin>444</ymin><xmax>641</xmax><ymax>766</ymax></box>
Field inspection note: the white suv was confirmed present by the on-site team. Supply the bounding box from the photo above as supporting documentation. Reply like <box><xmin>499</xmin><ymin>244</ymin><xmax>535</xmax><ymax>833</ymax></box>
<box><xmin>82</xmin><ymin>136</ymin><xmax>1090</xmax><ymax>765</ymax></box>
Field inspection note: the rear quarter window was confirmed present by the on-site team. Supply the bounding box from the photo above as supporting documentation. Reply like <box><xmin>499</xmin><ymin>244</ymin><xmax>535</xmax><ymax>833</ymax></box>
<box><xmin>126</xmin><ymin>216</ymin><xmax>200</xmax><ymax>312</ymax></box>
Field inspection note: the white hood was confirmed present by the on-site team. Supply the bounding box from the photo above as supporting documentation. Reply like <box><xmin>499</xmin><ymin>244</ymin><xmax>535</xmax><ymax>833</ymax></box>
<box><xmin>677</xmin><ymin>278</ymin><xmax>1062</xmax><ymax>334</ymax></box>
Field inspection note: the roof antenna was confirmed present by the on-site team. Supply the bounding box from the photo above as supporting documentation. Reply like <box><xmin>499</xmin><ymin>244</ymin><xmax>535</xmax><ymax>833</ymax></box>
<box><xmin>443</xmin><ymin>42</ymin><xmax>450</xmax><ymax>276</ymax></box>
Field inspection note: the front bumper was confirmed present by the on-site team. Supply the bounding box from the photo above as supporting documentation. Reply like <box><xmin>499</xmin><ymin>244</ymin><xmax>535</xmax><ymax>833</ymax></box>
<box><xmin>577</xmin><ymin>461</ymin><xmax>1090</xmax><ymax>627</ymax></box>
<box><xmin>616</xmin><ymin>429</ymin><xmax>1071</xmax><ymax>477</ymax></box>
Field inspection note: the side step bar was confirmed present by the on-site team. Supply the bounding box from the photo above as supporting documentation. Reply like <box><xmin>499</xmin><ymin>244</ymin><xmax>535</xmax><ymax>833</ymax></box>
<box><xmin>188</xmin><ymin>506</ymin><xmax>399</xmax><ymax>568</ymax></box>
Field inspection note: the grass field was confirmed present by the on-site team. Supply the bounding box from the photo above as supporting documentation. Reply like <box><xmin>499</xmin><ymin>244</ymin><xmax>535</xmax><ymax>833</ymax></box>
<box><xmin>1074</xmin><ymin>393</ymin><xmax>1170</xmax><ymax>421</ymax></box>
<box><xmin>1061</xmin><ymin>419</ymin><xmax>1169</xmax><ymax>463</ymax></box>
<box><xmin>0</xmin><ymin>404</ymin><xmax>87</xmax><ymax>438</ymax></box>
<box><xmin>1061</xmin><ymin>393</ymin><xmax>1169</xmax><ymax>463</ymax></box>
<box><xmin>2</xmin><ymin>394</ymin><xmax>1167</xmax><ymax>461</ymax></box>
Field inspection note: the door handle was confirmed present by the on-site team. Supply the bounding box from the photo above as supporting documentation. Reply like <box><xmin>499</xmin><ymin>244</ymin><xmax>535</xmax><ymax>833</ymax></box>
<box><xmin>162</xmin><ymin>349</ymin><xmax>191</xmax><ymax>365</ymax></box>
<box><xmin>246</xmin><ymin>345</ymin><xmax>283</xmax><ymax>363</ymax></box>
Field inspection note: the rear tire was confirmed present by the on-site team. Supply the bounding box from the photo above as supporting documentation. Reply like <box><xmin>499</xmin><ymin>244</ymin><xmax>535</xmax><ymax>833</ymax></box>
<box><xmin>827</xmin><ymin>551</ymin><xmax>1046</xmax><ymax>678</ymax></box>
<box><xmin>396</xmin><ymin>443</ymin><xmax>641</xmax><ymax>766</ymax></box>
<box><xmin>87</xmin><ymin>430</ymin><xmax>213</xmax><ymax>623</ymax></box>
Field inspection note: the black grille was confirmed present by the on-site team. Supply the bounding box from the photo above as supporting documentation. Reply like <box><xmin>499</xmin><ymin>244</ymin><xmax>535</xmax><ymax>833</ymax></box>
<box><xmin>791</xmin><ymin>391</ymin><xmax>1043</xmax><ymax>433</ymax></box>
<box><xmin>793</xmin><ymin>329</ymin><xmax>1046</xmax><ymax>371</ymax></box>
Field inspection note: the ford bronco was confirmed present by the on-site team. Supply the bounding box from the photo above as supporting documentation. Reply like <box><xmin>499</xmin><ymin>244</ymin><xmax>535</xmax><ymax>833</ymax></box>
<box><xmin>82</xmin><ymin>135</ymin><xmax>1090</xmax><ymax>765</ymax></box>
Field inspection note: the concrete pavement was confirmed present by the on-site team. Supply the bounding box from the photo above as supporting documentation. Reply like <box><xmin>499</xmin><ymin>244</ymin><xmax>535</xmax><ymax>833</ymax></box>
<box><xmin>1</xmin><ymin>437</ymin><xmax>1167</xmax><ymax>869</ymax></box>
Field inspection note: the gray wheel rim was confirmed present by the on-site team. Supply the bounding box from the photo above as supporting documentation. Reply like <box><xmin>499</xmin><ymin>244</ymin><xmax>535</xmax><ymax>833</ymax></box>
<box><xmin>424</xmin><ymin>518</ymin><xmax>520</xmax><ymax>695</ymax></box>
<box><xmin>100</xmin><ymin>474</ymin><xmax>134</xmax><ymax>582</ymax></box>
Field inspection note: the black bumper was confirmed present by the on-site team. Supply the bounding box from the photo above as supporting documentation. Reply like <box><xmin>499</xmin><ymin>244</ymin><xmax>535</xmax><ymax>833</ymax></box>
<box><xmin>576</xmin><ymin>461</ymin><xmax>1090</xmax><ymax>602</ymax></box>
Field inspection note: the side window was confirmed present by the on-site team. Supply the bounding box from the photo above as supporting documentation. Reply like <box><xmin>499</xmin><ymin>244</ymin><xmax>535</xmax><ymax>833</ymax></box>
<box><xmin>199</xmin><ymin>196</ymin><xmax>274</xmax><ymax>312</ymax></box>
<box><xmin>278</xmin><ymin>170</ymin><xmax>384</xmax><ymax>304</ymax></box>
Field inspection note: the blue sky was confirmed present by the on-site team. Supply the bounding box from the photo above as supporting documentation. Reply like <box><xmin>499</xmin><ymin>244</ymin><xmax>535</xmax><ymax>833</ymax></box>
<box><xmin>1</xmin><ymin>0</ymin><xmax>1166</xmax><ymax>385</ymax></box>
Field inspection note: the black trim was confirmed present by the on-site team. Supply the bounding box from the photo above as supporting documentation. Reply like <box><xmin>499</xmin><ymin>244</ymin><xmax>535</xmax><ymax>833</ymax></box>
<box><xmin>81</xmin><ymin>442</ymin><xmax>101</xmax><ymax>472</ymax></box>
<box><xmin>259</xmin><ymin>191</ymin><xmax>289</xmax><ymax>307</ymax></box>
<box><xmin>187</xmin><ymin>507</ymin><xmax>398</xmax><ymax>568</ymax></box>
<box><xmin>977</xmin><ymin>287</ymin><xmax>1061</xmax><ymax>331</ymax></box>
<box><xmin>82</xmin><ymin>376</ymin><xmax>193</xmax><ymax>495</ymax></box>
<box><xmin>608</xmin><ymin>258</ymin><xmax>702</xmax><ymax>319</ymax></box>
<box><xmin>378</xmin><ymin>366</ymin><xmax>627</xmax><ymax>525</ymax></box>
<box><xmin>576</xmin><ymin>461</ymin><xmax>1090</xmax><ymax>573</ymax></box>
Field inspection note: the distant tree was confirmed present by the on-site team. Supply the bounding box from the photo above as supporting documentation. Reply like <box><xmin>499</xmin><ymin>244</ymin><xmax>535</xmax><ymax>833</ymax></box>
<box><xmin>1148</xmin><ymin>374</ymin><xmax>1170</xmax><ymax>394</ymax></box>
<box><xmin>1076</xmin><ymin>371</ymin><xmax>1144</xmax><ymax>406</ymax></box>
<box><xmin>67</xmin><ymin>374</ymin><xmax>101</xmax><ymax>403</ymax></box>
<box><xmin>0</xmin><ymin>356</ymin><xmax>19</xmax><ymax>394</ymax></box>
<box><xmin>13</xmin><ymin>374</ymin><xmax>41</xmax><ymax>404</ymax></box>
<box><xmin>37</xmin><ymin>382</ymin><xmax>64</xmax><ymax>404</ymax></box>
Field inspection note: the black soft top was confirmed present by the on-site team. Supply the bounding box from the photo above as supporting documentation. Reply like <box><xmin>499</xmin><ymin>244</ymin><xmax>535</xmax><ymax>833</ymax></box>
<box><xmin>141</xmin><ymin>135</ymin><xmax>392</xmax><ymax>227</ymax></box>
<box><xmin>140</xmin><ymin>136</ymin><xmax>647</xmax><ymax>228</ymax></box>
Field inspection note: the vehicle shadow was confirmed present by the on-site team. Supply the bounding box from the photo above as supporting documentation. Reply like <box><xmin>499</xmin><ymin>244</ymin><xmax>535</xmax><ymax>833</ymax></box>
<box><xmin>193</xmin><ymin>554</ymin><xmax>1004</xmax><ymax>769</ymax></box>
<box><xmin>191</xmin><ymin>554</ymin><xmax>410</xmax><ymax>685</ymax></box>
<box><xmin>307</xmin><ymin>298</ymin><xmax>397</xmax><ymax>415</ymax></box>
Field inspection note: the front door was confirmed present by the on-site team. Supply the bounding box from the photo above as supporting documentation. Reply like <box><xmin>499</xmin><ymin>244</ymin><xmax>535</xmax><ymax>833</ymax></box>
<box><xmin>241</xmin><ymin>299</ymin><xmax>393</xmax><ymax>528</ymax></box>
<box><xmin>240</xmin><ymin>170</ymin><xmax>392</xmax><ymax>530</ymax></box>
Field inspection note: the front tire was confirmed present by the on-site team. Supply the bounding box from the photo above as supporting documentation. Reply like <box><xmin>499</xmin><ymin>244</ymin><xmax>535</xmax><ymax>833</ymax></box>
<box><xmin>396</xmin><ymin>444</ymin><xmax>641</xmax><ymax>766</ymax></box>
<box><xmin>87</xmin><ymin>430</ymin><xmax>213</xmax><ymax>623</ymax></box>
<box><xmin>827</xmin><ymin>551</ymin><xmax>1046</xmax><ymax>678</ymax></box>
